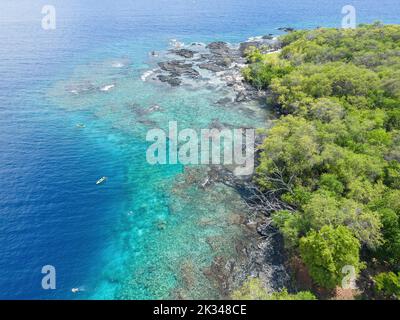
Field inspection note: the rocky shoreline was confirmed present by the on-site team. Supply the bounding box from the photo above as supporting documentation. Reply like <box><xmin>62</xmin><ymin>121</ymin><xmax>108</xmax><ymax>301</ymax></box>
<box><xmin>142</xmin><ymin>36</ymin><xmax>291</xmax><ymax>297</ymax></box>
<box><xmin>143</xmin><ymin>36</ymin><xmax>282</xmax><ymax>104</ymax></box>
<box><xmin>200</xmin><ymin>165</ymin><xmax>291</xmax><ymax>297</ymax></box>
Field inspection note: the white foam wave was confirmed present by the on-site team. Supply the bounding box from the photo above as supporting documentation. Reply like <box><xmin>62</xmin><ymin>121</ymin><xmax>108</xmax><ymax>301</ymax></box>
<box><xmin>111</xmin><ymin>62</ymin><xmax>124</xmax><ymax>68</ymax></box>
<box><xmin>141</xmin><ymin>69</ymin><xmax>155</xmax><ymax>81</ymax></box>
<box><xmin>169</xmin><ymin>39</ymin><xmax>184</xmax><ymax>48</ymax></box>
<box><xmin>247</xmin><ymin>36</ymin><xmax>263</xmax><ymax>41</ymax></box>
<box><xmin>100</xmin><ymin>84</ymin><xmax>115</xmax><ymax>92</ymax></box>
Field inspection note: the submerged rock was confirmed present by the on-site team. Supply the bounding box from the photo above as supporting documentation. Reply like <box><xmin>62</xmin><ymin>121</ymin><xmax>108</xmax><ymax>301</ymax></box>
<box><xmin>216</xmin><ymin>97</ymin><xmax>234</xmax><ymax>106</ymax></box>
<box><xmin>157</xmin><ymin>74</ymin><xmax>182</xmax><ymax>86</ymax></box>
<box><xmin>147</xmin><ymin>104</ymin><xmax>163</xmax><ymax>113</ymax></box>
<box><xmin>227</xmin><ymin>213</ymin><xmax>245</xmax><ymax>225</ymax></box>
<box><xmin>180</xmin><ymin>260</ymin><xmax>196</xmax><ymax>290</ymax></box>
<box><xmin>156</xmin><ymin>219</ymin><xmax>167</xmax><ymax>231</ymax></box>
<box><xmin>202</xmin><ymin>223</ymin><xmax>290</xmax><ymax>297</ymax></box>
<box><xmin>131</xmin><ymin>103</ymin><xmax>163</xmax><ymax>116</ymax></box>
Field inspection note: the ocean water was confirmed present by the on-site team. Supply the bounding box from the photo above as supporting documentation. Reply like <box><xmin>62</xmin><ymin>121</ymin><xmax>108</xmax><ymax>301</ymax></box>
<box><xmin>0</xmin><ymin>0</ymin><xmax>399</xmax><ymax>299</ymax></box>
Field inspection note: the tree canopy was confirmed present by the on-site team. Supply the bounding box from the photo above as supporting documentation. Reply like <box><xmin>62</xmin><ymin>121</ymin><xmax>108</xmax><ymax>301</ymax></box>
<box><xmin>246</xmin><ymin>24</ymin><xmax>400</xmax><ymax>295</ymax></box>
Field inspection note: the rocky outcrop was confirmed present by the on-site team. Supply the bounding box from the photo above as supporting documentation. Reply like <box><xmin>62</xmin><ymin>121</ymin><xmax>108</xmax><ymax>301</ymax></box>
<box><xmin>278</xmin><ymin>26</ymin><xmax>295</xmax><ymax>33</ymax></box>
<box><xmin>239</xmin><ymin>41</ymin><xmax>262</xmax><ymax>57</ymax></box>
<box><xmin>206</xmin><ymin>41</ymin><xmax>231</xmax><ymax>55</ymax></box>
<box><xmin>262</xmin><ymin>34</ymin><xmax>274</xmax><ymax>40</ymax></box>
<box><xmin>198</xmin><ymin>63</ymin><xmax>225</xmax><ymax>72</ymax></box>
<box><xmin>155</xmin><ymin>60</ymin><xmax>201</xmax><ymax>86</ymax></box>
<box><xmin>145</xmin><ymin>36</ymin><xmax>281</xmax><ymax>99</ymax></box>
<box><xmin>158</xmin><ymin>61</ymin><xmax>200</xmax><ymax>78</ymax></box>
<box><xmin>157</xmin><ymin>74</ymin><xmax>182</xmax><ymax>86</ymax></box>
<box><xmin>172</xmin><ymin>48</ymin><xmax>196</xmax><ymax>58</ymax></box>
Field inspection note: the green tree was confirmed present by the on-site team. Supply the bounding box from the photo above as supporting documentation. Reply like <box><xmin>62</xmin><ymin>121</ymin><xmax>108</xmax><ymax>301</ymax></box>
<box><xmin>268</xmin><ymin>288</ymin><xmax>316</xmax><ymax>300</ymax></box>
<box><xmin>256</xmin><ymin>115</ymin><xmax>322</xmax><ymax>190</ymax></box>
<box><xmin>231</xmin><ymin>278</ymin><xmax>316</xmax><ymax>300</ymax></box>
<box><xmin>376</xmin><ymin>209</ymin><xmax>400</xmax><ymax>265</ymax></box>
<box><xmin>242</xmin><ymin>50</ymin><xmax>293</xmax><ymax>89</ymax></box>
<box><xmin>374</xmin><ymin>272</ymin><xmax>400</xmax><ymax>299</ymax></box>
<box><xmin>231</xmin><ymin>278</ymin><xmax>269</xmax><ymax>300</ymax></box>
<box><xmin>299</xmin><ymin>225</ymin><xmax>363</xmax><ymax>289</ymax></box>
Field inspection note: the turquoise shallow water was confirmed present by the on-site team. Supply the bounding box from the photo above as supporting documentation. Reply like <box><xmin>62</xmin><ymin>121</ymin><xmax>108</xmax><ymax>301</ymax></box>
<box><xmin>46</xmin><ymin>43</ymin><xmax>268</xmax><ymax>299</ymax></box>
<box><xmin>1</xmin><ymin>0</ymin><xmax>399</xmax><ymax>299</ymax></box>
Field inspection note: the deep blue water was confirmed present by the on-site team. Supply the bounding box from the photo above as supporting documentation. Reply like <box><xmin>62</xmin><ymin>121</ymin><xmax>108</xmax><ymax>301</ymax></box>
<box><xmin>0</xmin><ymin>0</ymin><xmax>399</xmax><ymax>299</ymax></box>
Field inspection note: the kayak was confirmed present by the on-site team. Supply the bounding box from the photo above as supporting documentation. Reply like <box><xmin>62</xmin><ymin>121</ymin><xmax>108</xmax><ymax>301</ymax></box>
<box><xmin>96</xmin><ymin>176</ymin><xmax>107</xmax><ymax>185</ymax></box>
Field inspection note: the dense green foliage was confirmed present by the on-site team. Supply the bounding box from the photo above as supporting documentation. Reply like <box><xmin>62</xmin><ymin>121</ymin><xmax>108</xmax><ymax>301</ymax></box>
<box><xmin>268</xmin><ymin>288</ymin><xmax>316</xmax><ymax>300</ymax></box>
<box><xmin>242</xmin><ymin>51</ymin><xmax>293</xmax><ymax>90</ymax></box>
<box><xmin>374</xmin><ymin>272</ymin><xmax>400</xmax><ymax>299</ymax></box>
<box><xmin>231</xmin><ymin>278</ymin><xmax>316</xmax><ymax>300</ymax></box>
<box><xmin>299</xmin><ymin>225</ymin><xmax>363</xmax><ymax>289</ymax></box>
<box><xmin>246</xmin><ymin>24</ymin><xmax>400</xmax><ymax>292</ymax></box>
<box><xmin>231</xmin><ymin>278</ymin><xmax>270</xmax><ymax>300</ymax></box>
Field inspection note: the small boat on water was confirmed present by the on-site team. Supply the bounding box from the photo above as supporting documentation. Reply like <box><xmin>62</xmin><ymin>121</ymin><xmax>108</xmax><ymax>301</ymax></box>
<box><xmin>72</xmin><ymin>286</ymin><xmax>86</xmax><ymax>293</ymax></box>
<box><xmin>96</xmin><ymin>176</ymin><xmax>107</xmax><ymax>185</ymax></box>
<box><xmin>76</xmin><ymin>123</ymin><xmax>85</xmax><ymax>128</ymax></box>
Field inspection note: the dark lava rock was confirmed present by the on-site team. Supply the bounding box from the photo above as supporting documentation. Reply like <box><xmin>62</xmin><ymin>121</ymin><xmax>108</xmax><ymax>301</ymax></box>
<box><xmin>202</xmin><ymin>226</ymin><xmax>291</xmax><ymax>297</ymax></box>
<box><xmin>158</xmin><ymin>61</ymin><xmax>192</xmax><ymax>73</ymax></box>
<box><xmin>235</xmin><ymin>92</ymin><xmax>247</xmax><ymax>102</ymax></box>
<box><xmin>198</xmin><ymin>53</ymin><xmax>213</xmax><ymax>61</ymax></box>
<box><xmin>206</xmin><ymin>41</ymin><xmax>231</xmax><ymax>55</ymax></box>
<box><xmin>215</xmin><ymin>57</ymin><xmax>232</xmax><ymax>67</ymax></box>
<box><xmin>172</xmin><ymin>48</ymin><xmax>196</xmax><ymax>58</ymax></box>
<box><xmin>157</xmin><ymin>74</ymin><xmax>182</xmax><ymax>86</ymax></box>
<box><xmin>137</xmin><ymin>118</ymin><xmax>158</xmax><ymax>127</ymax></box>
<box><xmin>239</xmin><ymin>41</ymin><xmax>262</xmax><ymax>57</ymax></box>
<box><xmin>206</xmin><ymin>41</ymin><xmax>230</xmax><ymax>51</ymax></box>
<box><xmin>158</xmin><ymin>60</ymin><xmax>200</xmax><ymax>79</ymax></box>
<box><xmin>184</xmin><ymin>68</ymin><xmax>201</xmax><ymax>78</ymax></box>
<box><xmin>209</xmin><ymin>119</ymin><xmax>227</xmax><ymax>130</ymax></box>
<box><xmin>257</xmin><ymin>222</ymin><xmax>271</xmax><ymax>237</ymax></box>
<box><xmin>216</xmin><ymin>97</ymin><xmax>233</xmax><ymax>106</ymax></box>
<box><xmin>198</xmin><ymin>63</ymin><xmax>224</xmax><ymax>72</ymax></box>
<box><xmin>278</xmin><ymin>27</ymin><xmax>295</xmax><ymax>32</ymax></box>
<box><xmin>262</xmin><ymin>34</ymin><xmax>274</xmax><ymax>40</ymax></box>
